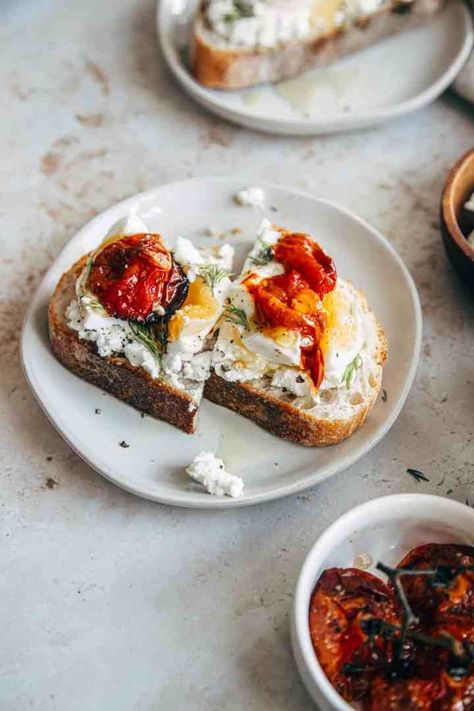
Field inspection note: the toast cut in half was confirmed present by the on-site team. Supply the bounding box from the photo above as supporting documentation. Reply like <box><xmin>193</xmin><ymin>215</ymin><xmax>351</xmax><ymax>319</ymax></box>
<box><xmin>204</xmin><ymin>219</ymin><xmax>387</xmax><ymax>446</ymax></box>
<box><xmin>48</xmin><ymin>216</ymin><xmax>234</xmax><ymax>433</ymax></box>
<box><xmin>191</xmin><ymin>0</ymin><xmax>446</xmax><ymax>89</ymax></box>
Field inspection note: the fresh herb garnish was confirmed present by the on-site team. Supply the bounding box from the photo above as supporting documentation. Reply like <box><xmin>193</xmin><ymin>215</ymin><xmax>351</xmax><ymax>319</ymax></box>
<box><xmin>198</xmin><ymin>263</ymin><xmax>229</xmax><ymax>295</ymax></box>
<box><xmin>224</xmin><ymin>303</ymin><xmax>248</xmax><ymax>330</ymax></box>
<box><xmin>129</xmin><ymin>320</ymin><xmax>167</xmax><ymax>366</ymax></box>
<box><xmin>250</xmin><ymin>239</ymin><xmax>273</xmax><ymax>266</ymax></box>
<box><xmin>406</xmin><ymin>468</ymin><xmax>429</xmax><ymax>483</ymax></box>
<box><xmin>341</xmin><ymin>353</ymin><xmax>363</xmax><ymax>388</ymax></box>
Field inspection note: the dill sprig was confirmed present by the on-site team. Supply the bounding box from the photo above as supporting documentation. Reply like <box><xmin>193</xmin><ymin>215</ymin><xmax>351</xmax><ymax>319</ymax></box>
<box><xmin>198</xmin><ymin>263</ymin><xmax>229</xmax><ymax>295</ymax></box>
<box><xmin>224</xmin><ymin>303</ymin><xmax>248</xmax><ymax>330</ymax></box>
<box><xmin>129</xmin><ymin>321</ymin><xmax>166</xmax><ymax>366</ymax></box>
<box><xmin>341</xmin><ymin>353</ymin><xmax>363</xmax><ymax>388</ymax></box>
<box><xmin>406</xmin><ymin>468</ymin><xmax>430</xmax><ymax>483</ymax></box>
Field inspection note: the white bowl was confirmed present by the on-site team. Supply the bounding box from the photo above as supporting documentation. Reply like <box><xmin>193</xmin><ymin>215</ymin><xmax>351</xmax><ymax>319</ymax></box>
<box><xmin>291</xmin><ymin>494</ymin><xmax>474</xmax><ymax>711</ymax></box>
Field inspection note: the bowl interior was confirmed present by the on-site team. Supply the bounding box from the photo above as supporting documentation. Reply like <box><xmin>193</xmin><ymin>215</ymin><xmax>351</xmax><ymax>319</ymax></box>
<box><xmin>294</xmin><ymin>495</ymin><xmax>474</xmax><ymax>711</ymax></box>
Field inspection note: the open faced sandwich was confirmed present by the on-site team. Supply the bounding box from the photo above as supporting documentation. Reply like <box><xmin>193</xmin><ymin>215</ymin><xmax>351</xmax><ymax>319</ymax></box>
<box><xmin>191</xmin><ymin>0</ymin><xmax>447</xmax><ymax>89</ymax></box>
<box><xmin>206</xmin><ymin>219</ymin><xmax>387</xmax><ymax>446</ymax></box>
<box><xmin>49</xmin><ymin>215</ymin><xmax>386</xmax><ymax>445</ymax></box>
<box><xmin>48</xmin><ymin>215</ymin><xmax>233</xmax><ymax>434</ymax></box>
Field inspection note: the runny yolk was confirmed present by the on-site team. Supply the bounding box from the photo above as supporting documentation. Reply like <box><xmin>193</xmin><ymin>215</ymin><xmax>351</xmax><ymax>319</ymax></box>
<box><xmin>167</xmin><ymin>278</ymin><xmax>218</xmax><ymax>342</ymax></box>
<box><xmin>245</xmin><ymin>231</ymin><xmax>337</xmax><ymax>389</ymax></box>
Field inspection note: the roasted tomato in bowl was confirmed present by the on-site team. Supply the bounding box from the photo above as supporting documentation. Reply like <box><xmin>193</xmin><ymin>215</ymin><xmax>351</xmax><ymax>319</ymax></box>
<box><xmin>395</xmin><ymin>544</ymin><xmax>474</xmax><ymax>632</ymax></box>
<box><xmin>308</xmin><ymin>543</ymin><xmax>474</xmax><ymax>710</ymax></box>
<box><xmin>88</xmin><ymin>233</ymin><xmax>189</xmax><ymax>322</ymax></box>
<box><xmin>309</xmin><ymin>568</ymin><xmax>400</xmax><ymax>704</ymax></box>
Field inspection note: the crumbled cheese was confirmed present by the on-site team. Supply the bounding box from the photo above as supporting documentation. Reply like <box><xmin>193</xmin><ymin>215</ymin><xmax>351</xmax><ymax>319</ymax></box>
<box><xmin>271</xmin><ymin>368</ymin><xmax>314</xmax><ymax>397</ymax></box>
<box><xmin>124</xmin><ymin>341</ymin><xmax>160</xmax><ymax>379</ymax></box>
<box><xmin>341</xmin><ymin>0</ymin><xmax>385</xmax><ymax>20</ymax></box>
<box><xmin>186</xmin><ymin>451</ymin><xmax>244</xmax><ymax>498</ymax></box>
<box><xmin>174</xmin><ymin>236</ymin><xmax>205</xmax><ymax>277</ymax></box>
<box><xmin>466</xmin><ymin>192</ymin><xmax>474</xmax><ymax>212</ymax></box>
<box><xmin>66</xmin><ymin>298</ymin><xmax>162</xmax><ymax>378</ymax></box>
<box><xmin>182</xmin><ymin>351</ymin><xmax>212</xmax><ymax>382</ymax></box>
<box><xmin>205</xmin><ymin>0</ymin><xmax>394</xmax><ymax>48</ymax></box>
<box><xmin>468</xmin><ymin>230</ymin><xmax>474</xmax><ymax>248</ymax></box>
<box><xmin>215</xmin><ymin>243</ymin><xmax>234</xmax><ymax>271</ymax></box>
<box><xmin>206</xmin><ymin>0</ymin><xmax>314</xmax><ymax>49</ymax></box>
<box><xmin>106</xmin><ymin>214</ymin><xmax>149</xmax><ymax>239</ymax></box>
<box><xmin>235</xmin><ymin>187</ymin><xmax>266</xmax><ymax>209</ymax></box>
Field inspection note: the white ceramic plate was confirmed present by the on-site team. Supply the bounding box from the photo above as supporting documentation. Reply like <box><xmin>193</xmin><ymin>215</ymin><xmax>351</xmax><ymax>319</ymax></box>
<box><xmin>21</xmin><ymin>178</ymin><xmax>421</xmax><ymax>508</ymax></box>
<box><xmin>157</xmin><ymin>0</ymin><xmax>473</xmax><ymax>136</ymax></box>
<box><xmin>291</xmin><ymin>494</ymin><xmax>474</xmax><ymax>710</ymax></box>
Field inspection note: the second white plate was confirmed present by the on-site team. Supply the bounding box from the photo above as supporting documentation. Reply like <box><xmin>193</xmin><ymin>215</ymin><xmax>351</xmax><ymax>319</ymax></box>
<box><xmin>21</xmin><ymin>178</ymin><xmax>421</xmax><ymax>508</ymax></box>
<box><xmin>157</xmin><ymin>0</ymin><xmax>473</xmax><ymax>136</ymax></box>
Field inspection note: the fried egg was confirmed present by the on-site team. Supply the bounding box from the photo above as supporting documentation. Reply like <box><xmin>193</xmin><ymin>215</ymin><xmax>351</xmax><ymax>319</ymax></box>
<box><xmin>319</xmin><ymin>279</ymin><xmax>365</xmax><ymax>390</ymax></box>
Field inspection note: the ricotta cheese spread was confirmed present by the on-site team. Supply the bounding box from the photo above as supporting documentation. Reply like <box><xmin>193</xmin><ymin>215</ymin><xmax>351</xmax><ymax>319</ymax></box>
<box><xmin>204</xmin><ymin>0</ymin><xmax>390</xmax><ymax>48</ymax></box>
<box><xmin>235</xmin><ymin>187</ymin><xmax>266</xmax><ymax>209</ymax></box>
<box><xmin>205</xmin><ymin>0</ymin><xmax>314</xmax><ymax>48</ymax></box>
<box><xmin>186</xmin><ymin>451</ymin><xmax>244</xmax><ymax>498</ymax></box>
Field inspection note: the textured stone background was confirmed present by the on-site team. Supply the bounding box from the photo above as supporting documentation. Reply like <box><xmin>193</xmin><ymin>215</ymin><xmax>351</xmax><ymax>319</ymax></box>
<box><xmin>1</xmin><ymin>0</ymin><xmax>473</xmax><ymax>709</ymax></box>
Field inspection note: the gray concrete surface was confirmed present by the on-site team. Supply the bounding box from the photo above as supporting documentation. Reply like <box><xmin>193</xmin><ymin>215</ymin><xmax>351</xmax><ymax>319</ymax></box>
<box><xmin>0</xmin><ymin>0</ymin><xmax>473</xmax><ymax>708</ymax></box>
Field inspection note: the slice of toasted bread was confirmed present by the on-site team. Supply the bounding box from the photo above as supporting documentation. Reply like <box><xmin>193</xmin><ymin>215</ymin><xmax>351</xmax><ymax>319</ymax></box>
<box><xmin>48</xmin><ymin>257</ymin><xmax>199</xmax><ymax>433</ymax></box>
<box><xmin>191</xmin><ymin>0</ymin><xmax>446</xmax><ymax>89</ymax></box>
<box><xmin>205</xmin><ymin>310</ymin><xmax>387</xmax><ymax>446</ymax></box>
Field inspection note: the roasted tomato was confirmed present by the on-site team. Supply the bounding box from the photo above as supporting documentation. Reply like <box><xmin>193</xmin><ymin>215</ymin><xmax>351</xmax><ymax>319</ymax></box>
<box><xmin>369</xmin><ymin>674</ymin><xmax>446</xmax><ymax>710</ymax></box>
<box><xmin>309</xmin><ymin>568</ymin><xmax>400</xmax><ymax>703</ymax></box>
<box><xmin>247</xmin><ymin>271</ymin><xmax>324</xmax><ymax>341</ymax></box>
<box><xmin>274</xmin><ymin>232</ymin><xmax>337</xmax><ymax>298</ymax></box>
<box><xmin>246</xmin><ymin>270</ymin><xmax>326</xmax><ymax>388</ymax></box>
<box><xmin>395</xmin><ymin>544</ymin><xmax>474</xmax><ymax>630</ymax></box>
<box><xmin>88</xmin><ymin>233</ymin><xmax>188</xmax><ymax>322</ymax></box>
<box><xmin>369</xmin><ymin>651</ymin><xmax>474</xmax><ymax>710</ymax></box>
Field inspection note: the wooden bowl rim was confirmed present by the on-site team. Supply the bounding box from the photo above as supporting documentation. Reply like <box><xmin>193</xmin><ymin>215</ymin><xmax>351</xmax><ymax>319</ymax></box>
<box><xmin>441</xmin><ymin>147</ymin><xmax>474</xmax><ymax>262</ymax></box>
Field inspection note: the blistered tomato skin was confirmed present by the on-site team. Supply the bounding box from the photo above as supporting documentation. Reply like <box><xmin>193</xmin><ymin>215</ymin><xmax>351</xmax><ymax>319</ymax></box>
<box><xmin>274</xmin><ymin>232</ymin><xmax>337</xmax><ymax>297</ymax></box>
<box><xmin>309</xmin><ymin>547</ymin><xmax>474</xmax><ymax>711</ymax></box>
<box><xmin>88</xmin><ymin>233</ymin><xmax>188</xmax><ymax>322</ymax></box>
<box><xmin>395</xmin><ymin>544</ymin><xmax>474</xmax><ymax>631</ymax></box>
<box><xmin>245</xmin><ymin>230</ymin><xmax>336</xmax><ymax>389</ymax></box>
<box><xmin>309</xmin><ymin>568</ymin><xmax>399</xmax><ymax>703</ymax></box>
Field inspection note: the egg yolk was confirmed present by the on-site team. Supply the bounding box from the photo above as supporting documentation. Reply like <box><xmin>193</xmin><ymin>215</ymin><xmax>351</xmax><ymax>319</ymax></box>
<box><xmin>168</xmin><ymin>278</ymin><xmax>218</xmax><ymax>342</ymax></box>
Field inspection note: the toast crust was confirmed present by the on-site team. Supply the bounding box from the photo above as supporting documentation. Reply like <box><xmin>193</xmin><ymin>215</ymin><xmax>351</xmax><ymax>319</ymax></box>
<box><xmin>48</xmin><ymin>257</ymin><xmax>198</xmax><ymax>434</ymax></box>
<box><xmin>204</xmin><ymin>323</ymin><xmax>387</xmax><ymax>447</ymax></box>
<box><xmin>192</xmin><ymin>0</ymin><xmax>446</xmax><ymax>89</ymax></box>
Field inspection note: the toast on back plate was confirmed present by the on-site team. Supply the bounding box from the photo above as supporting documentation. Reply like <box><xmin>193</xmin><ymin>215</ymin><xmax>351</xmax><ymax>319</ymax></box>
<box><xmin>191</xmin><ymin>0</ymin><xmax>446</xmax><ymax>89</ymax></box>
<box><xmin>48</xmin><ymin>215</ymin><xmax>234</xmax><ymax>433</ymax></box>
<box><xmin>205</xmin><ymin>219</ymin><xmax>387</xmax><ymax>446</ymax></box>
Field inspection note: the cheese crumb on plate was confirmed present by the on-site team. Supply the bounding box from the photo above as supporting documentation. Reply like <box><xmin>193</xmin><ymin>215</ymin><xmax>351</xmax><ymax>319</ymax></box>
<box><xmin>234</xmin><ymin>187</ymin><xmax>266</xmax><ymax>209</ymax></box>
<box><xmin>186</xmin><ymin>451</ymin><xmax>244</xmax><ymax>498</ymax></box>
